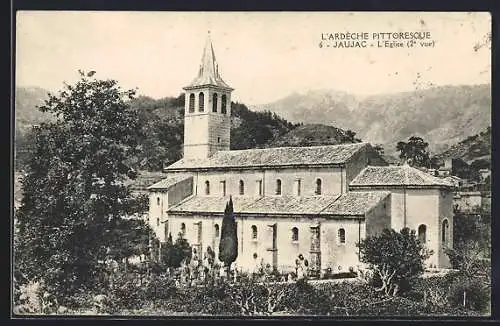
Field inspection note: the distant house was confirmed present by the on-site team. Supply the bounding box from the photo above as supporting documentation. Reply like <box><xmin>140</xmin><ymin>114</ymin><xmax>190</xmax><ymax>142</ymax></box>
<box><xmin>443</xmin><ymin>176</ymin><xmax>463</xmax><ymax>189</ymax></box>
<box><xmin>453</xmin><ymin>191</ymin><xmax>483</xmax><ymax>213</ymax></box>
<box><xmin>479</xmin><ymin>168</ymin><xmax>491</xmax><ymax>182</ymax></box>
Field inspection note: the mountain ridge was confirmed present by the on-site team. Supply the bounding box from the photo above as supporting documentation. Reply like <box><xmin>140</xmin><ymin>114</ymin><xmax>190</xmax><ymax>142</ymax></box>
<box><xmin>15</xmin><ymin>84</ymin><xmax>491</xmax><ymax>170</ymax></box>
<box><xmin>250</xmin><ymin>84</ymin><xmax>491</xmax><ymax>155</ymax></box>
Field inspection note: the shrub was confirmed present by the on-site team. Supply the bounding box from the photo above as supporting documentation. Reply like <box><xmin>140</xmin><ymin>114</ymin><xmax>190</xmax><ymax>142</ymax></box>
<box><xmin>357</xmin><ymin>228</ymin><xmax>432</xmax><ymax>296</ymax></box>
<box><xmin>107</xmin><ymin>272</ymin><xmax>147</xmax><ymax>311</ymax></box>
<box><xmin>448</xmin><ymin>277</ymin><xmax>490</xmax><ymax>313</ymax></box>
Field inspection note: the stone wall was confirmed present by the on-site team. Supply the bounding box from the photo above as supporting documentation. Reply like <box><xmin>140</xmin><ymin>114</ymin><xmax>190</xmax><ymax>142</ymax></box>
<box><xmin>193</xmin><ymin>166</ymin><xmax>345</xmax><ymax>198</ymax></box>
<box><xmin>165</xmin><ymin>213</ymin><xmax>377</xmax><ymax>275</ymax></box>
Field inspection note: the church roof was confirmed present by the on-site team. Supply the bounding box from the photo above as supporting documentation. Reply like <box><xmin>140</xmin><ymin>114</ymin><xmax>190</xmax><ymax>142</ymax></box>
<box><xmin>349</xmin><ymin>165</ymin><xmax>454</xmax><ymax>189</ymax></box>
<box><xmin>319</xmin><ymin>191</ymin><xmax>390</xmax><ymax>216</ymax></box>
<box><xmin>184</xmin><ymin>33</ymin><xmax>233</xmax><ymax>90</ymax></box>
<box><xmin>168</xmin><ymin>191</ymin><xmax>388</xmax><ymax>217</ymax></box>
<box><xmin>167</xmin><ymin>196</ymin><xmax>262</xmax><ymax>214</ymax></box>
<box><xmin>240</xmin><ymin>195</ymin><xmax>341</xmax><ymax>215</ymax></box>
<box><xmin>147</xmin><ymin>174</ymin><xmax>192</xmax><ymax>190</ymax></box>
<box><xmin>165</xmin><ymin>142</ymin><xmax>369</xmax><ymax>171</ymax></box>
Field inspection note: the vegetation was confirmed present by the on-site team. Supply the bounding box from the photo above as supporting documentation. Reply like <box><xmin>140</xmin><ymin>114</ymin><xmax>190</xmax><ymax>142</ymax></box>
<box><xmin>357</xmin><ymin>228</ymin><xmax>432</xmax><ymax>296</ymax></box>
<box><xmin>218</xmin><ymin>197</ymin><xmax>238</xmax><ymax>271</ymax></box>
<box><xmin>161</xmin><ymin>233</ymin><xmax>193</xmax><ymax>269</ymax></box>
<box><xmin>265</xmin><ymin>124</ymin><xmax>361</xmax><ymax>148</ymax></box>
<box><xmin>14</xmin><ymin>71</ymin><xmax>150</xmax><ymax>303</ymax></box>
<box><xmin>434</xmin><ymin>126</ymin><xmax>491</xmax><ymax>171</ymax></box>
<box><xmin>396</xmin><ymin>136</ymin><xmax>433</xmax><ymax>167</ymax></box>
<box><xmin>230</xmin><ymin>102</ymin><xmax>300</xmax><ymax>150</ymax></box>
<box><xmin>14</xmin><ymin>271</ymin><xmax>489</xmax><ymax>316</ymax></box>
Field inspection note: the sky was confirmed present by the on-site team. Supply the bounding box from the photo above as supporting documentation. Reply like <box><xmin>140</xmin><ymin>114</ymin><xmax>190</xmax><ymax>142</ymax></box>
<box><xmin>16</xmin><ymin>11</ymin><xmax>491</xmax><ymax>105</ymax></box>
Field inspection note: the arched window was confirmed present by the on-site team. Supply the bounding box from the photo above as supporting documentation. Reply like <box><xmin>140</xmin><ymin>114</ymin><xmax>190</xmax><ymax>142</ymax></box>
<box><xmin>442</xmin><ymin>219</ymin><xmax>449</xmax><ymax>246</ymax></box>
<box><xmin>198</xmin><ymin>92</ymin><xmax>204</xmax><ymax>112</ymax></box>
<box><xmin>214</xmin><ymin>224</ymin><xmax>220</xmax><ymax>238</ymax></box>
<box><xmin>157</xmin><ymin>197</ymin><xmax>161</xmax><ymax>206</ymax></box>
<box><xmin>189</xmin><ymin>93</ymin><xmax>195</xmax><ymax>113</ymax></box>
<box><xmin>275</xmin><ymin>179</ymin><xmax>282</xmax><ymax>195</ymax></box>
<box><xmin>180</xmin><ymin>223</ymin><xmax>186</xmax><ymax>236</ymax></box>
<box><xmin>212</xmin><ymin>93</ymin><xmax>218</xmax><ymax>112</ymax></box>
<box><xmin>291</xmin><ymin>227</ymin><xmax>299</xmax><ymax>242</ymax></box>
<box><xmin>338</xmin><ymin>228</ymin><xmax>346</xmax><ymax>244</ymax></box>
<box><xmin>221</xmin><ymin>94</ymin><xmax>227</xmax><ymax>114</ymax></box>
<box><xmin>205</xmin><ymin>180</ymin><xmax>210</xmax><ymax>195</ymax></box>
<box><xmin>418</xmin><ymin>224</ymin><xmax>427</xmax><ymax>243</ymax></box>
<box><xmin>157</xmin><ymin>218</ymin><xmax>160</xmax><ymax>227</ymax></box>
<box><xmin>251</xmin><ymin>225</ymin><xmax>258</xmax><ymax>239</ymax></box>
<box><xmin>315</xmin><ymin>178</ymin><xmax>322</xmax><ymax>195</ymax></box>
<box><xmin>239</xmin><ymin>180</ymin><xmax>245</xmax><ymax>195</ymax></box>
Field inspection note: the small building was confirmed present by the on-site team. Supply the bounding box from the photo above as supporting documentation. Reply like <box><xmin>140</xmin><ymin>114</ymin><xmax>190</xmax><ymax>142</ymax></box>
<box><xmin>479</xmin><ymin>168</ymin><xmax>491</xmax><ymax>182</ymax></box>
<box><xmin>453</xmin><ymin>192</ymin><xmax>483</xmax><ymax>213</ymax></box>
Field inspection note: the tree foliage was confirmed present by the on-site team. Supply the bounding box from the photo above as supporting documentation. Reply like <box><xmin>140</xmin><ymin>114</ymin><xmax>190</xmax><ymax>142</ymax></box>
<box><xmin>230</xmin><ymin>102</ymin><xmax>299</xmax><ymax>150</ymax></box>
<box><xmin>396</xmin><ymin>136</ymin><xmax>431</xmax><ymax>167</ymax></box>
<box><xmin>15</xmin><ymin>71</ymin><xmax>146</xmax><ymax>298</ymax></box>
<box><xmin>218</xmin><ymin>197</ymin><xmax>238</xmax><ymax>268</ymax></box>
<box><xmin>445</xmin><ymin>212</ymin><xmax>490</xmax><ymax>281</ymax></box>
<box><xmin>128</xmin><ymin>94</ymin><xmax>184</xmax><ymax>171</ymax></box>
<box><xmin>357</xmin><ymin>228</ymin><xmax>432</xmax><ymax>297</ymax></box>
<box><xmin>107</xmin><ymin>218</ymin><xmax>154</xmax><ymax>262</ymax></box>
<box><xmin>161</xmin><ymin>233</ymin><xmax>192</xmax><ymax>268</ymax></box>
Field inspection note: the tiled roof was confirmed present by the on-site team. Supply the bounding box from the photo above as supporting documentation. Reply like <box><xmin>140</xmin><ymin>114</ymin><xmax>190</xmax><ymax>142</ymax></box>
<box><xmin>168</xmin><ymin>192</ymin><xmax>387</xmax><ymax>217</ymax></box>
<box><xmin>124</xmin><ymin>171</ymin><xmax>169</xmax><ymax>190</ymax></box>
<box><xmin>147</xmin><ymin>174</ymin><xmax>193</xmax><ymax>190</ymax></box>
<box><xmin>240</xmin><ymin>195</ymin><xmax>341</xmax><ymax>215</ymax></box>
<box><xmin>319</xmin><ymin>191</ymin><xmax>390</xmax><ymax>216</ymax></box>
<box><xmin>168</xmin><ymin>196</ymin><xmax>260</xmax><ymax>213</ymax></box>
<box><xmin>166</xmin><ymin>143</ymin><xmax>369</xmax><ymax>171</ymax></box>
<box><xmin>349</xmin><ymin>165</ymin><xmax>454</xmax><ymax>188</ymax></box>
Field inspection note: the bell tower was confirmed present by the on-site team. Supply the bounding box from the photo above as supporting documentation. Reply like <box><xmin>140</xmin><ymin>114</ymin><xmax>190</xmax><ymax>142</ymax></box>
<box><xmin>182</xmin><ymin>32</ymin><xmax>234</xmax><ymax>160</ymax></box>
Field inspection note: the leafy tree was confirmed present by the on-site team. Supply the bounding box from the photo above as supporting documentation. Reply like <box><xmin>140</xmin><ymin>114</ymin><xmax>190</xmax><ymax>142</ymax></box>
<box><xmin>219</xmin><ymin>197</ymin><xmax>238</xmax><ymax>272</ymax></box>
<box><xmin>161</xmin><ymin>232</ymin><xmax>193</xmax><ymax>268</ymax></box>
<box><xmin>452</xmin><ymin>213</ymin><xmax>490</xmax><ymax>252</ymax></box>
<box><xmin>161</xmin><ymin>233</ymin><xmax>176</xmax><ymax>268</ymax></box>
<box><xmin>15</xmin><ymin>71</ymin><xmax>145</xmax><ymax>300</ymax></box>
<box><xmin>446</xmin><ymin>212</ymin><xmax>491</xmax><ymax>278</ymax></box>
<box><xmin>357</xmin><ymin>228</ymin><xmax>432</xmax><ymax>297</ymax></box>
<box><xmin>107</xmin><ymin>217</ymin><xmax>154</xmax><ymax>263</ymax></box>
<box><xmin>396</xmin><ymin>136</ymin><xmax>431</xmax><ymax>167</ymax></box>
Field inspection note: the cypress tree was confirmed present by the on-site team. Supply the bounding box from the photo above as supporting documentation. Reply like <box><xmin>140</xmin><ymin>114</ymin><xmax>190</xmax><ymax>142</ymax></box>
<box><xmin>218</xmin><ymin>196</ymin><xmax>238</xmax><ymax>274</ymax></box>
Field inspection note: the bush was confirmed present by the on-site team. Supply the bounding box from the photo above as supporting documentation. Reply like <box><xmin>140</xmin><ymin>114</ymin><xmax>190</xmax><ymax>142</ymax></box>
<box><xmin>144</xmin><ymin>275</ymin><xmax>177</xmax><ymax>301</ymax></box>
<box><xmin>107</xmin><ymin>272</ymin><xmax>147</xmax><ymax>311</ymax></box>
<box><xmin>358</xmin><ymin>228</ymin><xmax>432</xmax><ymax>296</ymax></box>
<box><xmin>447</xmin><ymin>278</ymin><xmax>490</xmax><ymax>313</ymax></box>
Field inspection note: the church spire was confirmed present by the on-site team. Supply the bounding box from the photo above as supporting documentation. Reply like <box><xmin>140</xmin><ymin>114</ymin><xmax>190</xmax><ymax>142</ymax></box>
<box><xmin>184</xmin><ymin>31</ymin><xmax>233</xmax><ymax>90</ymax></box>
<box><xmin>199</xmin><ymin>31</ymin><xmax>217</xmax><ymax>78</ymax></box>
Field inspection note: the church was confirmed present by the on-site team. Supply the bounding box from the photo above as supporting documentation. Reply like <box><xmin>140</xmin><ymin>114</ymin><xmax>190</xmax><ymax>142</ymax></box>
<box><xmin>147</xmin><ymin>34</ymin><xmax>454</xmax><ymax>276</ymax></box>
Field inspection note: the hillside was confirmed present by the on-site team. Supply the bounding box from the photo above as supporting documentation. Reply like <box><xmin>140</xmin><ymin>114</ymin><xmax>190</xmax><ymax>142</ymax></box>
<box><xmin>16</xmin><ymin>83</ymin><xmax>491</xmax><ymax>173</ymax></box>
<box><xmin>434</xmin><ymin>126</ymin><xmax>491</xmax><ymax>165</ymax></box>
<box><xmin>251</xmin><ymin>84</ymin><xmax>491</xmax><ymax>155</ymax></box>
<box><xmin>266</xmin><ymin>124</ymin><xmax>360</xmax><ymax>148</ymax></box>
<box><xmin>14</xmin><ymin>87</ymin><xmax>304</xmax><ymax>172</ymax></box>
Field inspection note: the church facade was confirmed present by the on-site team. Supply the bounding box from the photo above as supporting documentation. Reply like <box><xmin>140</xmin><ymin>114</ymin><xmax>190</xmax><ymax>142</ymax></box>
<box><xmin>147</xmin><ymin>34</ymin><xmax>454</xmax><ymax>275</ymax></box>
